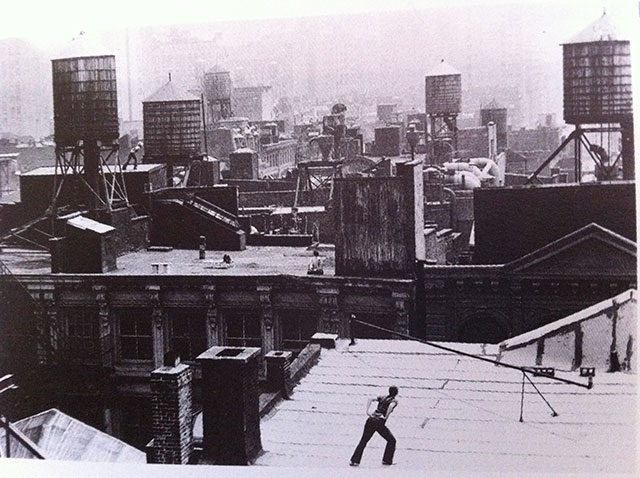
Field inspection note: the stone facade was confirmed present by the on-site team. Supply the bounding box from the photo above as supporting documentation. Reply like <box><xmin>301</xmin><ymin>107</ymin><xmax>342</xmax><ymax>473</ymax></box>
<box><xmin>0</xmin><ymin>223</ymin><xmax>634</xmax><ymax>449</ymax></box>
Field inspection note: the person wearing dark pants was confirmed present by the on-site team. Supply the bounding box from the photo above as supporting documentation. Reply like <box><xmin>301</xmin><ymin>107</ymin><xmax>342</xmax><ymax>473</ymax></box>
<box><xmin>350</xmin><ymin>386</ymin><xmax>399</xmax><ymax>466</ymax></box>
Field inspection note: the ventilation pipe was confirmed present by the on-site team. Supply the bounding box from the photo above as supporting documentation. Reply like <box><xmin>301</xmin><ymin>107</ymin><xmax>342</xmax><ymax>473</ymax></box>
<box><xmin>469</xmin><ymin>157</ymin><xmax>503</xmax><ymax>186</ymax></box>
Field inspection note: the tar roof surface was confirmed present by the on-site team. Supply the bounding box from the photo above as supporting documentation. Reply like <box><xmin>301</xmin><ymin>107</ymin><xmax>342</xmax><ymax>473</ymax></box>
<box><xmin>0</xmin><ymin>246</ymin><xmax>335</xmax><ymax>277</ymax></box>
<box><xmin>257</xmin><ymin>339</ymin><xmax>636</xmax><ymax>474</ymax></box>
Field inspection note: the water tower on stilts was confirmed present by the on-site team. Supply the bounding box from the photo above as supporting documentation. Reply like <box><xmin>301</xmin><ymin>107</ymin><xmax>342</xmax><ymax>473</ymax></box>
<box><xmin>203</xmin><ymin>66</ymin><xmax>233</xmax><ymax>125</ymax></box>
<box><xmin>51</xmin><ymin>32</ymin><xmax>129</xmax><ymax>214</ymax></box>
<box><xmin>527</xmin><ymin>10</ymin><xmax>634</xmax><ymax>183</ymax></box>
<box><xmin>425</xmin><ymin>60</ymin><xmax>462</xmax><ymax>165</ymax></box>
<box><xmin>143</xmin><ymin>77</ymin><xmax>209</xmax><ymax>187</ymax></box>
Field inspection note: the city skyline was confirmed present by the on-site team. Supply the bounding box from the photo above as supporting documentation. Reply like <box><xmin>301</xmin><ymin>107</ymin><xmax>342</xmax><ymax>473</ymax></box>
<box><xmin>1</xmin><ymin>0</ymin><xmax>634</xmax><ymax>138</ymax></box>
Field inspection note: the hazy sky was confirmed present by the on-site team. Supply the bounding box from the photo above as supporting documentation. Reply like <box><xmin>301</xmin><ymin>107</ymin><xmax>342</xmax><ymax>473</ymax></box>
<box><xmin>2</xmin><ymin>0</ymin><xmax>637</xmax><ymax>47</ymax></box>
<box><xmin>1</xmin><ymin>0</ymin><xmax>638</xmax><ymax>134</ymax></box>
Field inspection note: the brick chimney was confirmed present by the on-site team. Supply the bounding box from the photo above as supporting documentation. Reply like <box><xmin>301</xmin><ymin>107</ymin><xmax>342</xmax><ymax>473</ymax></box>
<box><xmin>147</xmin><ymin>352</ymin><xmax>193</xmax><ymax>464</ymax></box>
<box><xmin>196</xmin><ymin>346</ymin><xmax>262</xmax><ymax>465</ymax></box>
<box><xmin>265</xmin><ymin>350</ymin><xmax>293</xmax><ymax>398</ymax></box>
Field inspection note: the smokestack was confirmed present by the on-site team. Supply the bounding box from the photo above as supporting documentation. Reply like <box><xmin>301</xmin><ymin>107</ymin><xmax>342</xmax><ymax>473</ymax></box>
<box><xmin>265</xmin><ymin>350</ymin><xmax>293</xmax><ymax>398</ymax></box>
<box><xmin>197</xmin><ymin>346</ymin><xmax>262</xmax><ymax>465</ymax></box>
<box><xmin>147</xmin><ymin>352</ymin><xmax>194</xmax><ymax>464</ymax></box>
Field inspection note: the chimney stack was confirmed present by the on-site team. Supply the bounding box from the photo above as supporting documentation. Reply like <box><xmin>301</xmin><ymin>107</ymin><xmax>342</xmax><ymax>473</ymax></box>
<box><xmin>265</xmin><ymin>350</ymin><xmax>293</xmax><ymax>398</ymax></box>
<box><xmin>197</xmin><ymin>346</ymin><xmax>262</xmax><ymax>465</ymax></box>
<box><xmin>147</xmin><ymin>352</ymin><xmax>193</xmax><ymax>464</ymax></box>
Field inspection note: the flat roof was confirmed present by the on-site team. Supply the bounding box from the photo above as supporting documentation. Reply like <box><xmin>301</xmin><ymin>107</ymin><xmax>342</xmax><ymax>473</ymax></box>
<box><xmin>257</xmin><ymin>339</ymin><xmax>636</xmax><ymax>474</ymax></box>
<box><xmin>112</xmin><ymin>246</ymin><xmax>334</xmax><ymax>276</ymax></box>
<box><xmin>0</xmin><ymin>246</ymin><xmax>334</xmax><ymax>277</ymax></box>
<box><xmin>20</xmin><ymin>163</ymin><xmax>165</xmax><ymax>177</ymax></box>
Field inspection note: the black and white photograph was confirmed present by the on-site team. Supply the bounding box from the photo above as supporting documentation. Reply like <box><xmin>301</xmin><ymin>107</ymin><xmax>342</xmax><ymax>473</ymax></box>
<box><xmin>0</xmin><ymin>1</ymin><xmax>637</xmax><ymax>476</ymax></box>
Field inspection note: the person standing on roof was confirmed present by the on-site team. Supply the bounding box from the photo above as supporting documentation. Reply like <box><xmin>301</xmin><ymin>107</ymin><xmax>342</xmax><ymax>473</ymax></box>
<box><xmin>123</xmin><ymin>142</ymin><xmax>143</xmax><ymax>170</ymax></box>
<box><xmin>350</xmin><ymin>386</ymin><xmax>399</xmax><ymax>466</ymax></box>
<box><xmin>307</xmin><ymin>250</ymin><xmax>324</xmax><ymax>275</ymax></box>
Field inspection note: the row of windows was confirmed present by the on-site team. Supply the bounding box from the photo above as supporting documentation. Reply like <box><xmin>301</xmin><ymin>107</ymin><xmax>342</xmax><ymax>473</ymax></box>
<box><xmin>61</xmin><ymin>308</ymin><xmax>319</xmax><ymax>363</ymax></box>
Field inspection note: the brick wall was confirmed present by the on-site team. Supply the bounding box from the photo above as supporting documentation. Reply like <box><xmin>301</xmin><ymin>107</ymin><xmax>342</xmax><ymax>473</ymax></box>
<box><xmin>197</xmin><ymin>347</ymin><xmax>262</xmax><ymax>465</ymax></box>
<box><xmin>148</xmin><ymin>363</ymin><xmax>193</xmax><ymax>464</ymax></box>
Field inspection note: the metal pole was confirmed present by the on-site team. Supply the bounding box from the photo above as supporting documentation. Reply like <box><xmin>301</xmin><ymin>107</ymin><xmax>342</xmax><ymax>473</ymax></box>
<box><xmin>519</xmin><ymin>372</ymin><xmax>526</xmax><ymax>422</ymax></box>
<box><xmin>201</xmin><ymin>93</ymin><xmax>209</xmax><ymax>157</ymax></box>
<box><xmin>84</xmin><ymin>139</ymin><xmax>101</xmax><ymax>210</ymax></box>
<box><xmin>352</xmin><ymin>319</ymin><xmax>592</xmax><ymax>389</ymax></box>
<box><xmin>575</xmin><ymin>127</ymin><xmax>582</xmax><ymax>183</ymax></box>
<box><xmin>524</xmin><ymin>373</ymin><xmax>559</xmax><ymax>417</ymax></box>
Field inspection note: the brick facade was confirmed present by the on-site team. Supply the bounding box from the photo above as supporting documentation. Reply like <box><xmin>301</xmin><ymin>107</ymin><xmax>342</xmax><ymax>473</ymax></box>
<box><xmin>197</xmin><ymin>346</ymin><xmax>262</xmax><ymax>465</ymax></box>
<box><xmin>148</xmin><ymin>363</ymin><xmax>193</xmax><ymax>464</ymax></box>
<box><xmin>265</xmin><ymin>350</ymin><xmax>293</xmax><ymax>398</ymax></box>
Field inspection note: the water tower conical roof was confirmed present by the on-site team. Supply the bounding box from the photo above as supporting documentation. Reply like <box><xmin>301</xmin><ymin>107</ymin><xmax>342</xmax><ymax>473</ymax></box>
<box><xmin>207</xmin><ymin>65</ymin><xmax>229</xmax><ymax>74</ymax></box>
<box><xmin>52</xmin><ymin>31</ymin><xmax>113</xmax><ymax>60</ymax></box>
<box><xmin>144</xmin><ymin>80</ymin><xmax>198</xmax><ymax>103</ymax></box>
<box><xmin>565</xmin><ymin>10</ymin><xmax>625</xmax><ymax>44</ymax></box>
<box><xmin>426</xmin><ymin>59</ymin><xmax>461</xmax><ymax>77</ymax></box>
<box><xmin>482</xmin><ymin>99</ymin><xmax>504</xmax><ymax>110</ymax></box>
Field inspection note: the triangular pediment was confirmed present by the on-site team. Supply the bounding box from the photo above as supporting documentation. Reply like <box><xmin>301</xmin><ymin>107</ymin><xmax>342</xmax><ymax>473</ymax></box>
<box><xmin>505</xmin><ymin>223</ymin><xmax>636</xmax><ymax>276</ymax></box>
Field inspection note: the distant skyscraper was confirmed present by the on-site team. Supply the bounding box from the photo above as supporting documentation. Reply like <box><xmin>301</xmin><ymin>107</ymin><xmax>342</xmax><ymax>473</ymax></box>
<box><xmin>0</xmin><ymin>38</ymin><xmax>51</xmax><ymax>138</ymax></box>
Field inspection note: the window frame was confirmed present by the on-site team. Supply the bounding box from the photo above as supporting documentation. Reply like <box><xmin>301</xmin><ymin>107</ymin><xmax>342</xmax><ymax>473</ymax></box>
<box><xmin>168</xmin><ymin>307</ymin><xmax>208</xmax><ymax>362</ymax></box>
<box><xmin>116</xmin><ymin>307</ymin><xmax>154</xmax><ymax>362</ymax></box>
<box><xmin>279</xmin><ymin>309</ymin><xmax>319</xmax><ymax>351</ymax></box>
<box><xmin>224</xmin><ymin>308</ymin><xmax>262</xmax><ymax>348</ymax></box>
<box><xmin>64</xmin><ymin>307</ymin><xmax>101</xmax><ymax>363</ymax></box>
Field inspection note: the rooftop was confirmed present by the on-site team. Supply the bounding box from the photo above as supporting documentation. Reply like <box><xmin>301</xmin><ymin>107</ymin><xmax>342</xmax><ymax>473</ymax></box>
<box><xmin>0</xmin><ymin>246</ymin><xmax>335</xmax><ymax>277</ymax></box>
<box><xmin>20</xmin><ymin>163</ymin><xmax>165</xmax><ymax>177</ymax></box>
<box><xmin>0</xmin><ymin>408</ymin><xmax>145</xmax><ymax>462</ymax></box>
<box><xmin>256</xmin><ymin>339</ymin><xmax>636</xmax><ymax>474</ymax></box>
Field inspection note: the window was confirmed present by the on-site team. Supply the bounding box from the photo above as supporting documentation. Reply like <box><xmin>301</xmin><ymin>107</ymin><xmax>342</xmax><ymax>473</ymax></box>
<box><xmin>225</xmin><ymin>309</ymin><xmax>262</xmax><ymax>348</ymax></box>
<box><xmin>169</xmin><ymin>308</ymin><xmax>207</xmax><ymax>361</ymax></box>
<box><xmin>281</xmin><ymin>310</ymin><xmax>318</xmax><ymax>350</ymax></box>
<box><xmin>118</xmin><ymin>308</ymin><xmax>153</xmax><ymax>360</ymax></box>
<box><xmin>65</xmin><ymin>308</ymin><xmax>100</xmax><ymax>361</ymax></box>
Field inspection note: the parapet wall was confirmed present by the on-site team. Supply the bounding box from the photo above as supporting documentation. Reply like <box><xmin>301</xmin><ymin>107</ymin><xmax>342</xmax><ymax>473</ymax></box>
<box><xmin>498</xmin><ymin>290</ymin><xmax>636</xmax><ymax>372</ymax></box>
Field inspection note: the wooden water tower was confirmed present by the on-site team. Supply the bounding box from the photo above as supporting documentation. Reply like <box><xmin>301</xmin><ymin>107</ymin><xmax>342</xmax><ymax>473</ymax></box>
<box><xmin>203</xmin><ymin>65</ymin><xmax>233</xmax><ymax>124</ymax></box>
<box><xmin>143</xmin><ymin>78</ymin><xmax>203</xmax><ymax>184</ymax></box>
<box><xmin>480</xmin><ymin>100</ymin><xmax>508</xmax><ymax>152</ymax></box>
<box><xmin>51</xmin><ymin>32</ymin><xmax>128</xmax><ymax>211</ymax></box>
<box><xmin>528</xmin><ymin>11</ymin><xmax>634</xmax><ymax>183</ymax></box>
<box><xmin>425</xmin><ymin>60</ymin><xmax>462</xmax><ymax>165</ymax></box>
